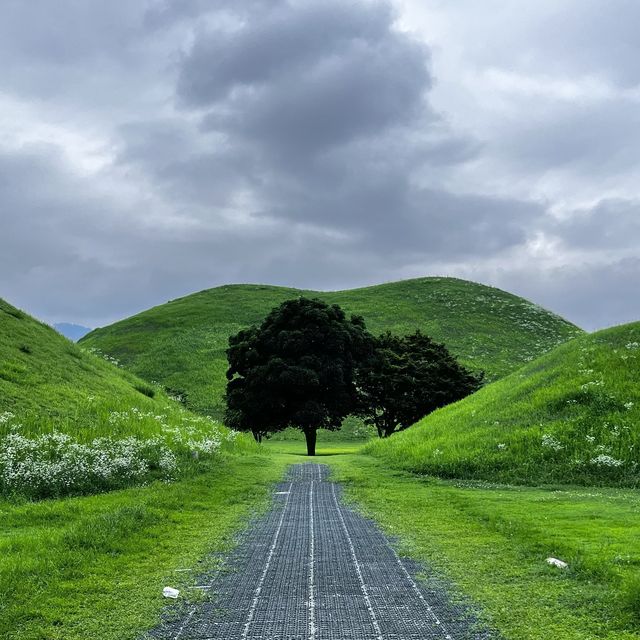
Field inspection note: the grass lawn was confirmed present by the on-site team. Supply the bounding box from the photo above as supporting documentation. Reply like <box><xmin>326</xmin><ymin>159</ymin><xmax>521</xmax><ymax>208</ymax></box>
<box><xmin>263</xmin><ymin>438</ymin><xmax>365</xmax><ymax>457</ymax></box>
<box><xmin>0</xmin><ymin>454</ymin><xmax>290</xmax><ymax>640</ymax></box>
<box><xmin>264</xmin><ymin>441</ymin><xmax>640</xmax><ymax>639</ymax></box>
<box><xmin>4</xmin><ymin>434</ymin><xmax>638</xmax><ymax>640</ymax></box>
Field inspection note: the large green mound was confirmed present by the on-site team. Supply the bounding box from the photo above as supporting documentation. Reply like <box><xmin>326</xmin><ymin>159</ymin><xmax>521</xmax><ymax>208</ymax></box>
<box><xmin>0</xmin><ymin>298</ymin><xmax>244</xmax><ymax>498</ymax></box>
<box><xmin>1</xmin><ymin>297</ymin><xmax>178</xmax><ymax>440</ymax></box>
<box><xmin>80</xmin><ymin>277</ymin><xmax>583</xmax><ymax>418</ymax></box>
<box><xmin>0</xmin><ymin>299</ymin><xmax>169</xmax><ymax>437</ymax></box>
<box><xmin>367</xmin><ymin>321</ymin><xmax>640</xmax><ymax>486</ymax></box>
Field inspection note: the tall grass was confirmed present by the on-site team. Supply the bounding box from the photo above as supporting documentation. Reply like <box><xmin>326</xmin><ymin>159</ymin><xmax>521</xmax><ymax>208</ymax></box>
<box><xmin>367</xmin><ymin>321</ymin><xmax>640</xmax><ymax>487</ymax></box>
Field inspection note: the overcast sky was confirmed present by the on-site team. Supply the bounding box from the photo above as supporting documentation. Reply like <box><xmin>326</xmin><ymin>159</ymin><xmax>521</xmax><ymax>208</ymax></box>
<box><xmin>1</xmin><ymin>0</ymin><xmax>638</xmax><ymax>331</ymax></box>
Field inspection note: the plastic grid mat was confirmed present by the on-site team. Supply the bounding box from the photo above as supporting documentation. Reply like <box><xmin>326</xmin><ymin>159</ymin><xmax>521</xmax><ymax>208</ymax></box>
<box><xmin>151</xmin><ymin>463</ymin><xmax>496</xmax><ymax>640</ymax></box>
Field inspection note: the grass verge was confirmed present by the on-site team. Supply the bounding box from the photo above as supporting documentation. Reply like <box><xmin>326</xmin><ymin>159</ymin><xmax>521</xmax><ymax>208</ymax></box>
<box><xmin>6</xmin><ymin>435</ymin><xmax>638</xmax><ymax>640</ymax></box>
<box><xmin>0</xmin><ymin>453</ymin><xmax>289</xmax><ymax>640</ymax></box>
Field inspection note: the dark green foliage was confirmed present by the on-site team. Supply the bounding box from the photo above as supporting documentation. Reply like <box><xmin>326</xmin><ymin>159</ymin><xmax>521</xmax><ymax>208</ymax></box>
<box><xmin>133</xmin><ymin>383</ymin><xmax>155</xmax><ymax>398</ymax></box>
<box><xmin>357</xmin><ymin>331</ymin><xmax>483</xmax><ymax>437</ymax></box>
<box><xmin>225</xmin><ymin>298</ymin><xmax>373</xmax><ymax>455</ymax></box>
<box><xmin>164</xmin><ymin>387</ymin><xmax>188</xmax><ymax>406</ymax></box>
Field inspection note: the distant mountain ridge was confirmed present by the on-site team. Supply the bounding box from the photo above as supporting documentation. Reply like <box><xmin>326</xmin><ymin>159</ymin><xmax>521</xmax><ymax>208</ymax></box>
<box><xmin>80</xmin><ymin>277</ymin><xmax>584</xmax><ymax>419</ymax></box>
<box><xmin>54</xmin><ymin>322</ymin><xmax>92</xmax><ymax>341</ymax></box>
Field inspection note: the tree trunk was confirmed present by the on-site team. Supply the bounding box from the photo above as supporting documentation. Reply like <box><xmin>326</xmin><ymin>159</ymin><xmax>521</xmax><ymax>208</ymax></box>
<box><xmin>382</xmin><ymin>423</ymin><xmax>397</xmax><ymax>438</ymax></box>
<box><xmin>304</xmin><ymin>428</ymin><xmax>317</xmax><ymax>456</ymax></box>
<box><xmin>252</xmin><ymin>430</ymin><xmax>262</xmax><ymax>443</ymax></box>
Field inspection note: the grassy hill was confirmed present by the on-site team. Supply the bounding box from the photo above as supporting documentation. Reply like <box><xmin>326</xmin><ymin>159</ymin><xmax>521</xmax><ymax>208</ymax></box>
<box><xmin>367</xmin><ymin>321</ymin><xmax>640</xmax><ymax>486</ymax></box>
<box><xmin>80</xmin><ymin>277</ymin><xmax>583</xmax><ymax>419</ymax></box>
<box><xmin>0</xmin><ymin>298</ymin><xmax>246</xmax><ymax>498</ymax></box>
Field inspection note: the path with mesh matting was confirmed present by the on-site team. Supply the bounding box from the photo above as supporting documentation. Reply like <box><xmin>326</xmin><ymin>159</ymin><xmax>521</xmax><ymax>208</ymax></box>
<box><xmin>153</xmin><ymin>463</ymin><xmax>494</xmax><ymax>640</ymax></box>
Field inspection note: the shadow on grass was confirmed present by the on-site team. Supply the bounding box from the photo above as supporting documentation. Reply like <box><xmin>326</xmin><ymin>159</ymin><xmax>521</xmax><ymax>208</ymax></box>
<box><xmin>275</xmin><ymin>450</ymin><xmax>360</xmax><ymax>457</ymax></box>
<box><xmin>262</xmin><ymin>441</ymin><xmax>366</xmax><ymax>458</ymax></box>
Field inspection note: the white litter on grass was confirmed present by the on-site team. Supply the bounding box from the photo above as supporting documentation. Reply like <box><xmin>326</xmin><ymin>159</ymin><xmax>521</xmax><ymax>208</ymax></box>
<box><xmin>275</xmin><ymin>491</ymin><xmax>290</xmax><ymax>495</ymax></box>
<box><xmin>163</xmin><ymin>587</ymin><xmax>180</xmax><ymax>598</ymax></box>
<box><xmin>546</xmin><ymin>557</ymin><xmax>568</xmax><ymax>569</ymax></box>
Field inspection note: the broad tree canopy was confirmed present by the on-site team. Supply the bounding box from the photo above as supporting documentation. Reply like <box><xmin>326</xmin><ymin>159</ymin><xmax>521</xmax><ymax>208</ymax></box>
<box><xmin>356</xmin><ymin>330</ymin><xmax>483</xmax><ymax>437</ymax></box>
<box><xmin>225</xmin><ymin>297</ymin><xmax>373</xmax><ymax>455</ymax></box>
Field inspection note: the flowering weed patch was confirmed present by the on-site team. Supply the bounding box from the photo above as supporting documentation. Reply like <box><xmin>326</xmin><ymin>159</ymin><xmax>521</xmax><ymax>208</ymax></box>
<box><xmin>0</xmin><ymin>409</ymin><xmax>241</xmax><ymax>499</ymax></box>
<box><xmin>0</xmin><ymin>432</ymin><xmax>173</xmax><ymax>498</ymax></box>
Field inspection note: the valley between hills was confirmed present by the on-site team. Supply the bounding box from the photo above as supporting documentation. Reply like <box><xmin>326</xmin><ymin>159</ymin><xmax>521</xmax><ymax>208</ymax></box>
<box><xmin>1</xmin><ymin>277</ymin><xmax>638</xmax><ymax>640</ymax></box>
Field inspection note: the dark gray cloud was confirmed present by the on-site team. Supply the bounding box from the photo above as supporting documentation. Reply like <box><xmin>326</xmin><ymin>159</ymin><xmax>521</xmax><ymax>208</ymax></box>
<box><xmin>553</xmin><ymin>199</ymin><xmax>640</xmax><ymax>251</ymax></box>
<box><xmin>179</xmin><ymin>1</ymin><xmax>431</xmax><ymax>163</ymax></box>
<box><xmin>178</xmin><ymin>2</ymin><xmax>401</xmax><ymax>106</ymax></box>
<box><xmin>168</xmin><ymin>0</ymin><xmax>529</xmax><ymax>257</ymax></box>
<box><xmin>0</xmin><ymin>0</ymin><xmax>638</xmax><ymax>331</ymax></box>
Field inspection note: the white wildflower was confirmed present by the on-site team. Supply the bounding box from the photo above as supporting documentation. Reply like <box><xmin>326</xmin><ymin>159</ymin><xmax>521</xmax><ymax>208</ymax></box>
<box><xmin>0</xmin><ymin>411</ymin><xmax>15</xmax><ymax>425</ymax></box>
<box><xmin>0</xmin><ymin>432</ymin><xmax>176</xmax><ymax>498</ymax></box>
<box><xmin>581</xmin><ymin>380</ymin><xmax>604</xmax><ymax>391</ymax></box>
<box><xmin>541</xmin><ymin>434</ymin><xmax>564</xmax><ymax>451</ymax></box>
<box><xmin>590</xmin><ymin>454</ymin><xmax>623</xmax><ymax>467</ymax></box>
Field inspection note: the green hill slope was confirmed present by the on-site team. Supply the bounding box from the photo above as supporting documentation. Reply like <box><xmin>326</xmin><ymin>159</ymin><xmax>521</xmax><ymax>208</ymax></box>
<box><xmin>367</xmin><ymin>321</ymin><xmax>640</xmax><ymax>486</ymax></box>
<box><xmin>80</xmin><ymin>277</ymin><xmax>583</xmax><ymax>418</ymax></box>
<box><xmin>1</xmin><ymin>298</ymin><xmax>163</xmax><ymax>431</ymax></box>
<box><xmin>0</xmin><ymin>298</ymin><xmax>243</xmax><ymax>498</ymax></box>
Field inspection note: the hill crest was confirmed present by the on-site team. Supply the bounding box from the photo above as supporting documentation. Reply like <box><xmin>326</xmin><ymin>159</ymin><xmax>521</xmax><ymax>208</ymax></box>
<box><xmin>81</xmin><ymin>277</ymin><xmax>583</xmax><ymax>419</ymax></box>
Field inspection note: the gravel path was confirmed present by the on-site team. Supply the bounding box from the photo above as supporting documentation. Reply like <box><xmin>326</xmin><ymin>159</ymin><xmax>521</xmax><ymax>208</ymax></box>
<box><xmin>153</xmin><ymin>463</ymin><xmax>494</xmax><ymax>640</ymax></box>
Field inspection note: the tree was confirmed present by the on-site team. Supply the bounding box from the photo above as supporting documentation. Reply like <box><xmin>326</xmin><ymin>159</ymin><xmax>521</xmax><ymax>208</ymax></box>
<box><xmin>356</xmin><ymin>330</ymin><xmax>483</xmax><ymax>438</ymax></box>
<box><xmin>225</xmin><ymin>297</ymin><xmax>373</xmax><ymax>455</ymax></box>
